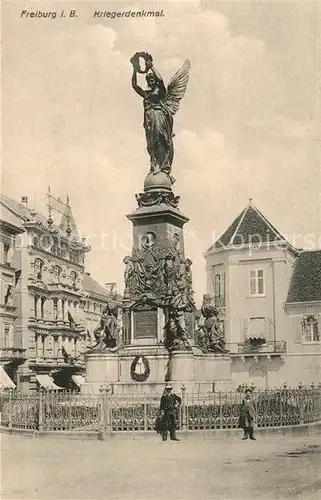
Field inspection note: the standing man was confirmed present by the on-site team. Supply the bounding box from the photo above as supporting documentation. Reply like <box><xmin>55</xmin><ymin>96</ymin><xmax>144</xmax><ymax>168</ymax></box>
<box><xmin>159</xmin><ymin>383</ymin><xmax>181</xmax><ymax>441</ymax></box>
<box><xmin>239</xmin><ymin>388</ymin><xmax>257</xmax><ymax>440</ymax></box>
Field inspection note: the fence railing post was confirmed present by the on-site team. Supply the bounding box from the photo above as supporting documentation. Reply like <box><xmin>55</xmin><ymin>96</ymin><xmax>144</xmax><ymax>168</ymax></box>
<box><xmin>104</xmin><ymin>386</ymin><xmax>112</xmax><ymax>436</ymax></box>
<box><xmin>298</xmin><ymin>382</ymin><xmax>304</xmax><ymax>425</ymax></box>
<box><xmin>219</xmin><ymin>391</ymin><xmax>223</xmax><ymax>429</ymax></box>
<box><xmin>69</xmin><ymin>391</ymin><xmax>72</xmax><ymax>432</ymax></box>
<box><xmin>98</xmin><ymin>385</ymin><xmax>111</xmax><ymax>439</ymax></box>
<box><xmin>38</xmin><ymin>390</ymin><xmax>44</xmax><ymax>432</ymax></box>
<box><xmin>8</xmin><ymin>389</ymin><xmax>13</xmax><ymax>429</ymax></box>
<box><xmin>143</xmin><ymin>401</ymin><xmax>147</xmax><ymax>432</ymax></box>
<box><xmin>181</xmin><ymin>384</ymin><xmax>187</xmax><ymax>432</ymax></box>
<box><xmin>98</xmin><ymin>387</ymin><xmax>105</xmax><ymax>440</ymax></box>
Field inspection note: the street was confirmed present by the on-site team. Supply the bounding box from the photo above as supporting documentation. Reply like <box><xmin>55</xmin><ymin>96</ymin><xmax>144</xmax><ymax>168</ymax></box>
<box><xmin>1</xmin><ymin>432</ymin><xmax>321</xmax><ymax>500</ymax></box>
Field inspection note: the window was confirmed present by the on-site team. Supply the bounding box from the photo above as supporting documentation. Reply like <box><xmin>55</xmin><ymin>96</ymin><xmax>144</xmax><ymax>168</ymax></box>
<box><xmin>1</xmin><ymin>324</ymin><xmax>10</xmax><ymax>348</ymax></box>
<box><xmin>3</xmin><ymin>243</ymin><xmax>10</xmax><ymax>264</ymax></box>
<box><xmin>4</xmin><ymin>283</ymin><xmax>13</xmax><ymax>305</ymax></box>
<box><xmin>34</xmin><ymin>296</ymin><xmax>39</xmax><ymax>318</ymax></box>
<box><xmin>70</xmin><ymin>271</ymin><xmax>77</xmax><ymax>287</ymax></box>
<box><xmin>41</xmin><ymin>298</ymin><xmax>46</xmax><ymax>319</ymax></box>
<box><xmin>249</xmin><ymin>269</ymin><xmax>265</xmax><ymax>296</ymax></box>
<box><xmin>302</xmin><ymin>316</ymin><xmax>320</xmax><ymax>343</ymax></box>
<box><xmin>70</xmin><ymin>251</ymin><xmax>78</xmax><ymax>263</ymax></box>
<box><xmin>53</xmin><ymin>299</ymin><xmax>58</xmax><ymax>320</ymax></box>
<box><xmin>34</xmin><ymin>258</ymin><xmax>44</xmax><ymax>280</ymax></box>
<box><xmin>248</xmin><ymin>317</ymin><xmax>266</xmax><ymax>340</ymax></box>
<box><xmin>214</xmin><ymin>273</ymin><xmax>225</xmax><ymax>306</ymax></box>
<box><xmin>52</xmin><ymin>265</ymin><xmax>62</xmax><ymax>283</ymax></box>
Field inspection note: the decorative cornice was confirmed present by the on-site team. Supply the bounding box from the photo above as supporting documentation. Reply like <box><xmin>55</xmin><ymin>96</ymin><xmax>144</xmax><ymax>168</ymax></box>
<box><xmin>204</xmin><ymin>241</ymin><xmax>291</xmax><ymax>256</ymax></box>
<box><xmin>285</xmin><ymin>301</ymin><xmax>321</xmax><ymax>309</ymax></box>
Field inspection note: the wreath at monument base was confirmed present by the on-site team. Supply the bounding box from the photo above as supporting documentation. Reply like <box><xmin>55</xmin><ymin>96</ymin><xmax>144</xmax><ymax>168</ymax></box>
<box><xmin>130</xmin><ymin>355</ymin><xmax>151</xmax><ymax>382</ymax></box>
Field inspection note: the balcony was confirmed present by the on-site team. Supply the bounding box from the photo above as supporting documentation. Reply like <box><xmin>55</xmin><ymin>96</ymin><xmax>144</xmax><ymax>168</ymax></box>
<box><xmin>0</xmin><ymin>347</ymin><xmax>27</xmax><ymax>363</ymax></box>
<box><xmin>227</xmin><ymin>340</ymin><xmax>286</xmax><ymax>361</ymax></box>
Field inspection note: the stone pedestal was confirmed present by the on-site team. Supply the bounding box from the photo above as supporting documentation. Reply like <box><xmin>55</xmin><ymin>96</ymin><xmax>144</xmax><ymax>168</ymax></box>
<box><xmin>82</xmin><ymin>345</ymin><xmax>234</xmax><ymax>394</ymax></box>
<box><xmin>167</xmin><ymin>350</ymin><xmax>195</xmax><ymax>381</ymax></box>
<box><xmin>85</xmin><ymin>352</ymin><xmax>119</xmax><ymax>385</ymax></box>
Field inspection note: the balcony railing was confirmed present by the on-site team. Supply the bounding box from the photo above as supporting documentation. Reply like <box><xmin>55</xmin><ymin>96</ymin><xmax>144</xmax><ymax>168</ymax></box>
<box><xmin>227</xmin><ymin>341</ymin><xmax>286</xmax><ymax>356</ymax></box>
<box><xmin>0</xmin><ymin>347</ymin><xmax>26</xmax><ymax>362</ymax></box>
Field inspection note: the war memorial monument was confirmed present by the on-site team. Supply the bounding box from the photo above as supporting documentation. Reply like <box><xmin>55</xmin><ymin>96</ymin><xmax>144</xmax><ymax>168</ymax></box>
<box><xmin>83</xmin><ymin>53</ymin><xmax>230</xmax><ymax>393</ymax></box>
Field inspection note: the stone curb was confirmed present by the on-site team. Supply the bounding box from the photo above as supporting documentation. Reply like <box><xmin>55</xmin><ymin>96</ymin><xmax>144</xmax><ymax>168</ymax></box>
<box><xmin>1</xmin><ymin>421</ymin><xmax>320</xmax><ymax>440</ymax></box>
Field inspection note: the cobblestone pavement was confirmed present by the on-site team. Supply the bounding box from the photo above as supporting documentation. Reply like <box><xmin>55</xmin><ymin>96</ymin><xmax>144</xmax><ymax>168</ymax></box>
<box><xmin>1</xmin><ymin>432</ymin><xmax>321</xmax><ymax>500</ymax></box>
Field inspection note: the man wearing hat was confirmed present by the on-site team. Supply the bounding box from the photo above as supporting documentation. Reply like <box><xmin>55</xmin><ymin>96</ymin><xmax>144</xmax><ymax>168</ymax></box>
<box><xmin>239</xmin><ymin>388</ymin><xmax>257</xmax><ymax>440</ymax></box>
<box><xmin>159</xmin><ymin>384</ymin><xmax>181</xmax><ymax>441</ymax></box>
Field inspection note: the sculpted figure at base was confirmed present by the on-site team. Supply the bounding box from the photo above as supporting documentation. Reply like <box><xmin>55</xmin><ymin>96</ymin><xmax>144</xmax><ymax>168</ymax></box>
<box><xmin>92</xmin><ymin>297</ymin><xmax>123</xmax><ymax>352</ymax></box>
<box><xmin>131</xmin><ymin>52</ymin><xmax>190</xmax><ymax>184</ymax></box>
<box><xmin>164</xmin><ymin>287</ymin><xmax>193</xmax><ymax>351</ymax></box>
<box><xmin>164</xmin><ymin>307</ymin><xmax>191</xmax><ymax>351</ymax></box>
<box><xmin>196</xmin><ymin>295</ymin><xmax>228</xmax><ymax>354</ymax></box>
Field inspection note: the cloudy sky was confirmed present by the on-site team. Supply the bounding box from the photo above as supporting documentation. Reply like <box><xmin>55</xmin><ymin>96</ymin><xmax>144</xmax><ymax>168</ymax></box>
<box><xmin>2</xmin><ymin>1</ymin><xmax>320</xmax><ymax>303</ymax></box>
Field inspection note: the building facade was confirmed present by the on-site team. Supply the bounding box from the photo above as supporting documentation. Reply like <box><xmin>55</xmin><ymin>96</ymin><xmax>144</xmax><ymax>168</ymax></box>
<box><xmin>0</xmin><ymin>194</ymin><xmax>116</xmax><ymax>392</ymax></box>
<box><xmin>0</xmin><ymin>217</ymin><xmax>26</xmax><ymax>389</ymax></box>
<box><xmin>204</xmin><ymin>201</ymin><xmax>320</xmax><ymax>388</ymax></box>
<box><xmin>284</xmin><ymin>250</ymin><xmax>321</xmax><ymax>384</ymax></box>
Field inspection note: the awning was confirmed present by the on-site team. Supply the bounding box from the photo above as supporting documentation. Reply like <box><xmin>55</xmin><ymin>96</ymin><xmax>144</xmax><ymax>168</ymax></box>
<box><xmin>36</xmin><ymin>374</ymin><xmax>63</xmax><ymax>390</ymax></box>
<box><xmin>0</xmin><ymin>365</ymin><xmax>16</xmax><ymax>389</ymax></box>
<box><xmin>71</xmin><ymin>374</ymin><xmax>85</xmax><ymax>387</ymax></box>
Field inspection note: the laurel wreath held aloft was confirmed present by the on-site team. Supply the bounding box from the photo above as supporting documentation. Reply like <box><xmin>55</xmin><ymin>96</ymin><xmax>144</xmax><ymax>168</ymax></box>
<box><xmin>130</xmin><ymin>354</ymin><xmax>151</xmax><ymax>382</ymax></box>
<box><xmin>130</xmin><ymin>52</ymin><xmax>153</xmax><ymax>74</ymax></box>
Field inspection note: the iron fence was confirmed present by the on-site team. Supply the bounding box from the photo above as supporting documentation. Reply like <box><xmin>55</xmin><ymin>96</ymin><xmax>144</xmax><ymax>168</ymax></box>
<box><xmin>0</xmin><ymin>385</ymin><xmax>320</xmax><ymax>435</ymax></box>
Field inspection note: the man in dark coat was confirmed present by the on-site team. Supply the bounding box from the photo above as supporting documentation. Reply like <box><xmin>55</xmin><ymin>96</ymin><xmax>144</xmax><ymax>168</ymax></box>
<box><xmin>159</xmin><ymin>384</ymin><xmax>181</xmax><ymax>441</ymax></box>
<box><xmin>239</xmin><ymin>388</ymin><xmax>257</xmax><ymax>440</ymax></box>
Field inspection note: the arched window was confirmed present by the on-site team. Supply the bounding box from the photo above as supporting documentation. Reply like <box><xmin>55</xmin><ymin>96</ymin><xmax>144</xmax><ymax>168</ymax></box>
<box><xmin>34</xmin><ymin>258</ymin><xmax>44</xmax><ymax>280</ymax></box>
<box><xmin>70</xmin><ymin>271</ymin><xmax>77</xmax><ymax>287</ymax></box>
<box><xmin>52</xmin><ymin>265</ymin><xmax>62</xmax><ymax>283</ymax></box>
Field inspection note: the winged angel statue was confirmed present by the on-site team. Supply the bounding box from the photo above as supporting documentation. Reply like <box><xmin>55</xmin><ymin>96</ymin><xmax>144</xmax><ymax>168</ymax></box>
<box><xmin>131</xmin><ymin>52</ymin><xmax>190</xmax><ymax>183</ymax></box>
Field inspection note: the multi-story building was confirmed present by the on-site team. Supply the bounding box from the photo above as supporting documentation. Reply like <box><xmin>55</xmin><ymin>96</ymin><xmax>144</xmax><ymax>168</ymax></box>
<box><xmin>0</xmin><ymin>215</ymin><xmax>26</xmax><ymax>389</ymax></box>
<box><xmin>204</xmin><ymin>200</ymin><xmax>320</xmax><ymax>388</ymax></box>
<box><xmin>284</xmin><ymin>250</ymin><xmax>321</xmax><ymax>383</ymax></box>
<box><xmin>0</xmin><ymin>193</ymin><xmax>117</xmax><ymax>392</ymax></box>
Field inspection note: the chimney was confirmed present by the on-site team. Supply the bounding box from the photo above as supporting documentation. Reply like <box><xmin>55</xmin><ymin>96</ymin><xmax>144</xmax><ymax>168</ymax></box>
<box><xmin>21</xmin><ymin>196</ymin><xmax>28</xmax><ymax>206</ymax></box>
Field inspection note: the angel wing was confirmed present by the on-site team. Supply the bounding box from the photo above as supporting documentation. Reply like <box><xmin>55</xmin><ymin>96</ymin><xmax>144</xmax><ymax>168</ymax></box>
<box><xmin>164</xmin><ymin>59</ymin><xmax>190</xmax><ymax>116</ymax></box>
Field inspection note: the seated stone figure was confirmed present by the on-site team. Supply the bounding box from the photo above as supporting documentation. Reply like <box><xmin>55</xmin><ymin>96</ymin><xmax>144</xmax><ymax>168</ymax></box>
<box><xmin>196</xmin><ymin>295</ymin><xmax>228</xmax><ymax>354</ymax></box>
<box><xmin>92</xmin><ymin>298</ymin><xmax>123</xmax><ymax>351</ymax></box>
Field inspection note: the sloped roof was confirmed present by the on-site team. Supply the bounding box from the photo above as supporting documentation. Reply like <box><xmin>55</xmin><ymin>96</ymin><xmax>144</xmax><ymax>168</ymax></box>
<box><xmin>207</xmin><ymin>201</ymin><xmax>291</xmax><ymax>252</ymax></box>
<box><xmin>84</xmin><ymin>273</ymin><xmax>122</xmax><ymax>302</ymax></box>
<box><xmin>1</xmin><ymin>193</ymin><xmax>62</xmax><ymax>234</ymax></box>
<box><xmin>1</xmin><ymin>193</ymin><xmax>80</xmax><ymax>241</ymax></box>
<box><xmin>286</xmin><ymin>250</ymin><xmax>321</xmax><ymax>303</ymax></box>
